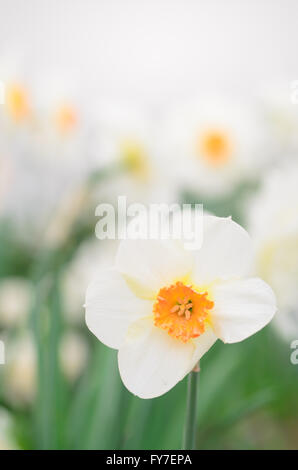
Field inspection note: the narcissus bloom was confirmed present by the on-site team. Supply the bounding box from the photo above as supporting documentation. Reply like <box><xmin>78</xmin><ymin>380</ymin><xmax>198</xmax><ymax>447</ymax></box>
<box><xmin>160</xmin><ymin>97</ymin><xmax>266</xmax><ymax>197</ymax></box>
<box><xmin>248</xmin><ymin>163</ymin><xmax>298</xmax><ymax>339</ymax></box>
<box><xmin>93</xmin><ymin>102</ymin><xmax>173</xmax><ymax>205</ymax></box>
<box><xmin>259</xmin><ymin>83</ymin><xmax>298</xmax><ymax>157</ymax></box>
<box><xmin>4</xmin><ymin>334</ymin><xmax>37</xmax><ymax>405</ymax></box>
<box><xmin>85</xmin><ymin>215</ymin><xmax>276</xmax><ymax>398</ymax></box>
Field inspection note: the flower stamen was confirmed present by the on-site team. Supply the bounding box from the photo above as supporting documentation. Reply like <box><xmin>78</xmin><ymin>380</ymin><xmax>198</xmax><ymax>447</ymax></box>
<box><xmin>153</xmin><ymin>281</ymin><xmax>214</xmax><ymax>342</ymax></box>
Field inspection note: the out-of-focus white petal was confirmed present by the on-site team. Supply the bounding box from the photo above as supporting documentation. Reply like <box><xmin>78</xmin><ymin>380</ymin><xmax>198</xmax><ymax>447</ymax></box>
<box><xmin>211</xmin><ymin>277</ymin><xmax>277</xmax><ymax>343</ymax></box>
<box><xmin>118</xmin><ymin>318</ymin><xmax>216</xmax><ymax>399</ymax></box>
<box><xmin>248</xmin><ymin>163</ymin><xmax>298</xmax><ymax>321</ymax></box>
<box><xmin>85</xmin><ymin>268</ymin><xmax>152</xmax><ymax>349</ymax></box>
<box><xmin>116</xmin><ymin>239</ymin><xmax>193</xmax><ymax>298</ymax></box>
<box><xmin>193</xmin><ymin>215</ymin><xmax>253</xmax><ymax>285</ymax></box>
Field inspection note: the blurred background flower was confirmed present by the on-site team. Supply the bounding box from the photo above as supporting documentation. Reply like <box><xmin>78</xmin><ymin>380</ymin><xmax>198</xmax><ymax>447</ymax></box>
<box><xmin>248</xmin><ymin>163</ymin><xmax>298</xmax><ymax>340</ymax></box>
<box><xmin>259</xmin><ymin>82</ymin><xmax>298</xmax><ymax>159</ymax></box>
<box><xmin>59</xmin><ymin>330</ymin><xmax>89</xmax><ymax>383</ymax></box>
<box><xmin>0</xmin><ymin>277</ymin><xmax>32</xmax><ymax>328</ymax></box>
<box><xmin>161</xmin><ymin>96</ymin><xmax>268</xmax><ymax>198</ymax></box>
<box><xmin>3</xmin><ymin>332</ymin><xmax>37</xmax><ymax>407</ymax></box>
<box><xmin>0</xmin><ymin>0</ymin><xmax>298</xmax><ymax>450</ymax></box>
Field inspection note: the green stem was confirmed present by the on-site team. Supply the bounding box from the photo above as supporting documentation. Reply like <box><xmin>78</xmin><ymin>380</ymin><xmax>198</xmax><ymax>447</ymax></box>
<box><xmin>182</xmin><ymin>369</ymin><xmax>199</xmax><ymax>450</ymax></box>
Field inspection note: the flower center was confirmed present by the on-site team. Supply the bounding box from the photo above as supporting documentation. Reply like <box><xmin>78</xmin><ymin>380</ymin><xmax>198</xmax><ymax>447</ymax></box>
<box><xmin>120</xmin><ymin>139</ymin><xmax>150</xmax><ymax>181</ymax></box>
<box><xmin>153</xmin><ymin>282</ymin><xmax>214</xmax><ymax>342</ymax></box>
<box><xmin>6</xmin><ymin>83</ymin><xmax>30</xmax><ymax>121</ymax></box>
<box><xmin>198</xmin><ymin>129</ymin><xmax>233</xmax><ymax>167</ymax></box>
<box><xmin>54</xmin><ymin>104</ymin><xmax>78</xmax><ymax>134</ymax></box>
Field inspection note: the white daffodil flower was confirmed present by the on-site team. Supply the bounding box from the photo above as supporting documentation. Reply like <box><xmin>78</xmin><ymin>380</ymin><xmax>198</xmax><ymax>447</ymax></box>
<box><xmin>34</xmin><ymin>73</ymin><xmax>88</xmax><ymax>169</ymax></box>
<box><xmin>59</xmin><ymin>331</ymin><xmax>89</xmax><ymax>382</ymax></box>
<box><xmin>259</xmin><ymin>82</ymin><xmax>298</xmax><ymax>158</ymax></box>
<box><xmin>248</xmin><ymin>163</ymin><xmax>298</xmax><ymax>340</ymax></box>
<box><xmin>0</xmin><ymin>56</ymin><xmax>32</xmax><ymax>128</ymax></box>
<box><xmin>92</xmin><ymin>102</ymin><xmax>174</xmax><ymax>205</ymax></box>
<box><xmin>4</xmin><ymin>333</ymin><xmax>37</xmax><ymax>406</ymax></box>
<box><xmin>0</xmin><ymin>277</ymin><xmax>32</xmax><ymax>328</ymax></box>
<box><xmin>85</xmin><ymin>214</ymin><xmax>276</xmax><ymax>399</ymax></box>
<box><xmin>160</xmin><ymin>97</ymin><xmax>267</xmax><ymax>197</ymax></box>
<box><xmin>5</xmin><ymin>72</ymin><xmax>92</xmax><ymax>244</ymax></box>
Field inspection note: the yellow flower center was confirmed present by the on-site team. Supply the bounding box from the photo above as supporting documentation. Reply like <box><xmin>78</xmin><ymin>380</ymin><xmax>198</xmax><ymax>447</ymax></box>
<box><xmin>198</xmin><ymin>129</ymin><xmax>233</xmax><ymax>167</ymax></box>
<box><xmin>153</xmin><ymin>281</ymin><xmax>214</xmax><ymax>342</ymax></box>
<box><xmin>6</xmin><ymin>83</ymin><xmax>30</xmax><ymax>121</ymax></box>
<box><xmin>54</xmin><ymin>104</ymin><xmax>77</xmax><ymax>134</ymax></box>
<box><xmin>120</xmin><ymin>139</ymin><xmax>150</xmax><ymax>181</ymax></box>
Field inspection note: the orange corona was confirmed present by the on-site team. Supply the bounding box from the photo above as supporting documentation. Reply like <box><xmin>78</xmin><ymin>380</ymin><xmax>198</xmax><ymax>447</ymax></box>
<box><xmin>6</xmin><ymin>84</ymin><xmax>30</xmax><ymax>121</ymax></box>
<box><xmin>55</xmin><ymin>104</ymin><xmax>77</xmax><ymax>134</ymax></box>
<box><xmin>198</xmin><ymin>130</ymin><xmax>233</xmax><ymax>167</ymax></box>
<box><xmin>153</xmin><ymin>281</ymin><xmax>214</xmax><ymax>342</ymax></box>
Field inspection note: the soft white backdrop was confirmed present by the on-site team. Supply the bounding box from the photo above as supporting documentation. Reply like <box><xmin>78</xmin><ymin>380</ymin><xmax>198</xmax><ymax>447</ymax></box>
<box><xmin>0</xmin><ymin>0</ymin><xmax>297</xmax><ymax>106</ymax></box>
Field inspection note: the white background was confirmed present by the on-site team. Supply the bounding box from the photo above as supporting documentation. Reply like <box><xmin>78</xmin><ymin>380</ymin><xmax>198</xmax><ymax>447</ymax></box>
<box><xmin>0</xmin><ymin>0</ymin><xmax>297</xmax><ymax>105</ymax></box>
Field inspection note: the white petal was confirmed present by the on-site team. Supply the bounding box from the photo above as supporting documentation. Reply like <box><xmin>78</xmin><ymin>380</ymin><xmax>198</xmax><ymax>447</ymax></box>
<box><xmin>192</xmin><ymin>327</ymin><xmax>218</xmax><ymax>366</ymax></box>
<box><xmin>118</xmin><ymin>318</ymin><xmax>215</xmax><ymax>399</ymax></box>
<box><xmin>116</xmin><ymin>239</ymin><xmax>193</xmax><ymax>298</ymax></box>
<box><xmin>193</xmin><ymin>215</ymin><xmax>253</xmax><ymax>285</ymax></box>
<box><xmin>85</xmin><ymin>268</ymin><xmax>152</xmax><ymax>349</ymax></box>
<box><xmin>211</xmin><ymin>277</ymin><xmax>277</xmax><ymax>343</ymax></box>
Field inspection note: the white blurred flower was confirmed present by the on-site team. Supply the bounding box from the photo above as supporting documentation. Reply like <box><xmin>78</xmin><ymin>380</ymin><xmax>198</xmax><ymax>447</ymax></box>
<box><xmin>0</xmin><ymin>57</ymin><xmax>33</xmax><ymax>129</ymax></box>
<box><xmin>4</xmin><ymin>71</ymin><xmax>92</xmax><ymax>244</ymax></box>
<box><xmin>93</xmin><ymin>102</ymin><xmax>173</xmax><ymax>204</ymax></box>
<box><xmin>161</xmin><ymin>97</ymin><xmax>267</xmax><ymax>197</ymax></box>
<box><xmin>248</xmin><ymin>163</ymin><xmax>298</xmax><ymax>339</ymax></box>
<box><xmin>59</xmin><ymin>331</ymin><xmax>89</xmax><ymax>382</ymax></box>
<box><xmin>0</xmin><ymin>278</ymin><xmax>32</xmax><ymax>328</ymax></box>
<box><xmin>33</xmin><ymin>72</ymin><xmax>90</xmax><ymax>173</ymax></box>
<box><xmin>43</xmin><ymin>184</ymin><xmax>89</xmax><ymax>249</ymax></box>
<box><xmin>4</xmin><ymin>333</ymin><xmax>37</xmax><ymax>406</ymax></box>
<box><xmin>0</xmin><ymin>408</ymin><xmax>17</xmax><ymax>450</ymax></box>
<box><xmin>85</xmin><ymin>214</ymin><xmax>276</xmax><ymax>398</ymax></box>
<box><xmin>259</xmin><ymin>82</ymin><xmax>298</xmax><ymax>158</ymax></box>
<box><xmin>62</xmin><ymin>239</ymin><xmax>117</xmax><ymax>323</ymax></box>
